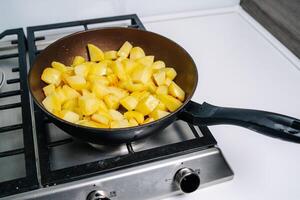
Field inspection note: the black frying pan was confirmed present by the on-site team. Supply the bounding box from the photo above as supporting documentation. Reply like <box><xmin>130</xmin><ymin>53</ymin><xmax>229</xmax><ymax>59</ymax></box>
<box><xmin>28</xmin><ymin>28</ymin><xmax>300</xmax><ymax>145</ymax></box>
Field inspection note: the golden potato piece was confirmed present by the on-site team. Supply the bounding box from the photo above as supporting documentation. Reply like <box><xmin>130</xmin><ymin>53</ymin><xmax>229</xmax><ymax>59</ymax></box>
<box><xmin>43</xmin><ymin>84</ymin><xmax>55</xmax><ymax>96</ymax></box>
<box><xmin>157</xmin><ymin>94</ymin><xmax>183</xmax><ymax>112</ymax></box>
<box><xmin>78</xmin><ymin>96</ymin><xmax>100</xmax><ymax>115</ymax></box>
<box><xmin>62</xmin><ymin>85</ymin><xmax>80</xmax><ymax>100</ymax></box>
<box><xmin>152</xmin><ymin>60</ymin><xmax>165</xmax><ymax>70</ymax></box>
<box><xmin>66</xmin><ymin>75</ymin><xmax>87</xmax><ymax>90</ymax></box>
<box><xmin>130</xmin><ymin>91</ymin><xmax>150</xmax><ymax>101</ymax></box>
<box><xmin>135</xmin><ymin>94</ymin><xmax>159</xmax><ymax>115</ymax></box>
<box><xmin>55</xmin><ymin>87</ymin><xmax>67</xmax><ymax>104</ymax></box>
<box><xmin>122</xmin><ymin>59</ymin><xmax>138</xmax><ymax>74</ymax></box>
<box><xmin>89</xmin><ymin>62</ymin><xmax>107</xmax><ymax>76</ymax></box>
<box><xmin>41</xmin><ymin>67</ymin><xmax>62</xmax><ymax>86</ymax></box>
<box><xmin>104</xmin><ymin>50</ymin><xmax>118</xmax><ymax>60</ymax></box>
<box><xmin>98</xmin><ymin>99</ymin><xmax>108</xmax><ymax>112</ymax></box>
<box><xmin>42</xmin><ymin>93</ymin><xmax>61</xmax><ymax>113</ymax></box>
<box><xmin>131</xmin><ymin>65</ymin><xmax>152</xmax><ymax>84</ymax></box>
<box><xmin>91</xmin><ymin>113</ymin><xmax>110</xmax><ymax>125</ymax></box>
<box><xmin>163</xmin><ymin>78</ymin><xmax>172</xmax><ymax>86</ymax></box>
<box><xmin>108</xmin><ymin>86</ymin><xmax>129</xmax><ymax>100</ymax></box>
<box><xmin>157</xmin><ymin>101</ymin><xmax>167</xmax><ymax>111</ymax></box>
<box><xmin>96</xmin><ymin>110</ymin><xmax>112</xmax><ymax>120</ymax></box>
<box><xmin>149</xmin><ymin>109</ymin><xmax>170</xmax><ymax>120</ymax></box>
<box><xmin>136</xmin><ymin>56</ymin><xmax>154</xmax><ymax>67</ymax></box>
<box><xmin>111</xmin><ymin>61</ymin><xmax>127</xmax><ymax>81</ymax></box>
<box><xmin>110</xmin><ymin>120</ymin><xmax>130</xmax><ymax>128</ymax></box>
<box><xmin>51</xmin><ymin>61</ymin><xmax>67</xmax><ymax>72</ymax></box>
<box><xmin>153</xmin><ymin>71</ymin><xmax>166</xmax><ymax>86</ymax></box>
<box><xmin>147</xmin><ymin>81</ymin><xmax>157</xmax><ymax>93</ymax></box>
<box><xmin>120</xmin><ymin>96</ymin><xmax>138</xmax><ymax>111</ymax></box>
<box><xmin>168</xmin><ymin>81</ymin><xmax>185</xmax><ymax>101</ymax></box>
<box><xmin>61</xmin><ymin>110</ymin><xmax>80</xmax><ymax>123</ymax></box>
<box><xmin>87</xmin><ymin>44</ymin><xmax>104</xmax><ymax>62</ymax></box>
<box><xmin>161</xmin><ymin>68</ymin><xmax>177</xmax><ymax>80</ymax></box>
<box><xmin>92</xmin><ymin>83</ymin><xmax>109</xmax><ymax>98</ymax></box>
<box><xmin>122</xmin><ymin>81</ymin><xmax>147</xmax><ymax>92</ymax></box>
<box><xmin>108</xmin><ymin>109</ymin><xmax>124</xmax><ymax>121</ymax></box>
<box><xmin>72</xmin><ymin>56</ymin><xmax>85</xmax><ymax>66</ymax></box>
<box><xmin>62</xmin><ymin>99</ymin><xmax>78</xmax><ymax>110</ymax></box>
<box><xmin>117</xmin><ymin>41</ymin><xmax>132</xmax><ymax>58</ymax></box>
<box><xmin>129</xmin><ymin>118</ymin><xmax>139</xmax><ymax>127</ymax></box>
<box><xmin>107</xmin><ymin>74</ymin><xmax>119</xmax><ymax>86</ymax></box>
<box><xmin>104</xmin><ymin>95</ymin><xmax>120</xmax><ymax>110</ymax></box>
<box><xmin>129</xmin><ymin>47</ymin><xmax>145</xmax><ymax>60</ymax></box>
<box><xmin>124</xmin><ymin>111</ymin><xmax>144</xmax><ymax>124</ymax></box>
<box><xmin>110</xmin><ymin>120</ymin><xmax>120</xmax><ymax>128</ymax></box>
<box><xmin>74</xmin><ymin>63</ymin><xmax>90</xmax><ymax>78</ymax></box>
<box><xmin>156</xmin><ymin>85</ymin><xmax>168</xmax><ymax>95</ymax></box>
<box><xmin>87</xmin><ymin>75</ymin><xmax>109</xmax><ymax>85</ymax></box>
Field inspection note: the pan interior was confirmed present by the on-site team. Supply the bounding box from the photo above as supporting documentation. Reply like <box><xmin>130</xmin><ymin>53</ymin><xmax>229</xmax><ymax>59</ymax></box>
<box><xmin>29</xmin><ymin>28</ymin><xmax>198</xmax><ymax>120</ymax></box>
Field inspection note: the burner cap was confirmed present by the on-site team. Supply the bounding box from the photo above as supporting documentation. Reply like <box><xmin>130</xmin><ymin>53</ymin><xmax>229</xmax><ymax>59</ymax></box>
<box><xmin>0</xmin><ymin>70</ymin><xmax>5</xmax><ymax>90</ymax></box>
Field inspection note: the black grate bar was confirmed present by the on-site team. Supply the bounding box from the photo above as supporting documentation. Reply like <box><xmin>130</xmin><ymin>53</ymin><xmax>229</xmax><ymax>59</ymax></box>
<box><xmin>83</xmin><ymin>24</ymin><xmax>88</xmax><ymax>30</ymax></box>
<box><xmin>0</xmin><ymin>148</ymin><xmax>24</xmax><ymax>158</ymax></box>
<box><xmin>12</xmin><ymin>67</ymin><xmax>19</xmax><ymax>72</ymax></box>
<box><xmin>7</xmin><ymin>78</ymin><xmax>20</xmax><ymax>84</ymax></box>
<box><xmin>0</xmin><ymin>102</ymin><xmax>21</xmax><ymax>110</ymax></box>
<box><xmin>131</xmin><ymin>14</ymin><xmax>146</xmax><ymax>30</ymax></box>
<box><xmin>188</xmin><ymin>124</ymin><xmax>201</xmax><ymax>138</ymax></box>
<box><xmin>16</xmin><ymin>28</ymin><xmax>39</xmax><ymax>192</ymax></box>
<box><xmin>0</xmin><ymin>53</ymin><xmax>19</xmax><ymax>60</ymax></box>
<box><xmin>126</xmin><ymin>143</ymin><xmax>134</xmax><ymax>154</ymax></box>
<box><xmin>47</xmin><ymin>138</ymin><xmax>74</xmax><ymax>148</ymax></box>
<box><xmin>11</xmin><ymin>36</ymin><xmax>45</xmax><ymax>44</ymax></box>
<box><xmin>0</xmin><ymin>124</ymin><xmax>23</xmax><ymax>133</ymax></box>
<box><xmin>0</xmin><ymin>90</ymin><xmax>21</xmax><ymax>98</ymax></box>
<box><xmin>27</xmin><ymin>14</ymin><xmax>143</xmax><ymax>32</ymax></box>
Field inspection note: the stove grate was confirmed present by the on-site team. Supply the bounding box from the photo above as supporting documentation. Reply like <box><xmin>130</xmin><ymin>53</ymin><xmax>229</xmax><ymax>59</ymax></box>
<box><xmin>26</xmin><ymin>14</ymin><xmax>217</xmax><ymax>187</ymax></box>
<box><xmin>0</xmin><ymin>29</ymin><xmax>38</xmax><ymax>198</ymax></box>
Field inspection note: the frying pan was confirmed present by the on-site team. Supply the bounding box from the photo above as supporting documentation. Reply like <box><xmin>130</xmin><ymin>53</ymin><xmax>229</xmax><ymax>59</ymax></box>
<box><xmin>28</xmin><ymin>27</ymin><xmax>300</xmax><ymax>145</ymax></box>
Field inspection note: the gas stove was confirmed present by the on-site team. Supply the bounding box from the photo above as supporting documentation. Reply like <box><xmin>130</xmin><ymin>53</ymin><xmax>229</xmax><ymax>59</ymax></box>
<box><xmin>0</xmin><ymin>14</ymin><xmax>233</xmax><ymax>200</ymax></box>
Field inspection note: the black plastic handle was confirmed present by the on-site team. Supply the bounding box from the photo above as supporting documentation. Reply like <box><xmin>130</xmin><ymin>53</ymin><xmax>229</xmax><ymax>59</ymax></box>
<box><xmin>179</xmin><ymin>101</ymin><xmax>300</xmax><ymax>143</ymax></box>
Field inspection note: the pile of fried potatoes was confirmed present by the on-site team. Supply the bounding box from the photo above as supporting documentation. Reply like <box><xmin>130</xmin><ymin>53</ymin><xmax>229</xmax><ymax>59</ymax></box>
<box><xmin>41</xmin><ymin>41</ymin><xmax>185</xmax><ymax>128</ymax></box>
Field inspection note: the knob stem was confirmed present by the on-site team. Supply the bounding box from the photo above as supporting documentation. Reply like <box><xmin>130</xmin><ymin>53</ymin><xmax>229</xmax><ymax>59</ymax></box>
<box><xmin>175</xmin><ymin>168</ymin><xmax>200</xmax><ymax>193</ymax></box>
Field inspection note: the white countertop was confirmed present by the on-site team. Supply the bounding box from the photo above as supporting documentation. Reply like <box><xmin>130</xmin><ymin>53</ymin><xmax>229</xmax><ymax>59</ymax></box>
<box><xmin>142</xmin><ymin>7</ymin><xmax>300</xmax><ymax>200</ymax></box>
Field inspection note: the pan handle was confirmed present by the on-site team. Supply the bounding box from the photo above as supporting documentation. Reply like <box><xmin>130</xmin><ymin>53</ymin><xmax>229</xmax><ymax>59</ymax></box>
<box><xmin>179</xmin><ymin>101</ymin><xmax>300</xmax><ymax>143</ymax></box>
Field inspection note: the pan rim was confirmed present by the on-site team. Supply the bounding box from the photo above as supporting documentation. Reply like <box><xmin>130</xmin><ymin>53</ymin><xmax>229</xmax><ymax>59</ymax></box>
<box><xmin>28</xmin><ymin>27</ymin><xmax>198</xmax><ymax>133</ymax></box>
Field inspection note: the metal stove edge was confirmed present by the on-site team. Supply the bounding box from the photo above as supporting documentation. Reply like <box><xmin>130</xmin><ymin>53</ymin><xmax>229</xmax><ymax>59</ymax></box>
<box><xmin>2</xmin><ymin>147</ymin><xmax>233</xmax><ymax>200</ymax></box>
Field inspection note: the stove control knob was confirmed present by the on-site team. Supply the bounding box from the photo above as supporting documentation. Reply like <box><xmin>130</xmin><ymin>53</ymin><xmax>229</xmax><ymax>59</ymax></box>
<box><xmin>174</xmin><ymin>168</ymin><xmax>200</xmax><ymax>193</ymax></box>
<box><xmin>87</xmin><ymin>190</ymin><xmax>110</xmax><ymax>200</ymax></box>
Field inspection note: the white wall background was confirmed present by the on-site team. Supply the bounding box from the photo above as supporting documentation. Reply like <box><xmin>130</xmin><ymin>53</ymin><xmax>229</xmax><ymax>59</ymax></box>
<box><xmin>0</xmin><ymin>0</ymin><xmax>239</xmax><ymax>30</ymax></box>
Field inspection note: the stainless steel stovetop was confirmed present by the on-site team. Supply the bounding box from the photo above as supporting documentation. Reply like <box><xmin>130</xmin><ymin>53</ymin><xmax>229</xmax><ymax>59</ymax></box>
<box><xmin>0</xmin><ymin>15</ymin><xmax>233</xmax><ymax>200</ymax></box>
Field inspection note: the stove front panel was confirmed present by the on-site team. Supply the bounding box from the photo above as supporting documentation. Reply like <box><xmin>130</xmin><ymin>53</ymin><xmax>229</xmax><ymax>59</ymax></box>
<box><xmin>4</xmin><ymin>147</ymin><xmax>233</xmax><ymax>200</ymax></box>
